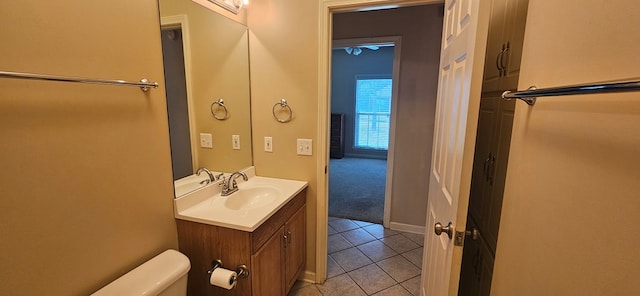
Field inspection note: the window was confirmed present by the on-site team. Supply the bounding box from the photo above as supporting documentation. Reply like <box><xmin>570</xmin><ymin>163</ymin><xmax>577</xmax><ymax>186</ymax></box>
<box><xmin>354</xmin><ymin>77</ymin><xmax>392</xmax><ymax>150</ymax></box>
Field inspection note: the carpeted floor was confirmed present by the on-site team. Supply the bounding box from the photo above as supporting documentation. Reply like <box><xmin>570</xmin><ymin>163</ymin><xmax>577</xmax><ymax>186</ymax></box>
<box><xmin>328</xmin><ymin>157</ymin><xmax>387</xmax><ymax>224</ymax></box>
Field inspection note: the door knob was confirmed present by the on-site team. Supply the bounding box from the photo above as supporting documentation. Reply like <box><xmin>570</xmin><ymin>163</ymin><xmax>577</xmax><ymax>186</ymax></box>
<box><xmin>434</xmin><ymin>221</ymin><xmax>453</xmax><ymax>239</ymax></box>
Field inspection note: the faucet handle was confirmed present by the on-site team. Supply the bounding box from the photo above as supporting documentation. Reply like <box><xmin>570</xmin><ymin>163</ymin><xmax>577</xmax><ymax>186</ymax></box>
<box><xmin>214</xmin><ymin>173</ymin><xmax>224</xmax><ymax>181</ymax></box>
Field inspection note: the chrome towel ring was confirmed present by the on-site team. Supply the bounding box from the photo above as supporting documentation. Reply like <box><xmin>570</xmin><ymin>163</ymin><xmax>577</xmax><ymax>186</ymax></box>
<box><xmin>272</xmin><ymin>99</ymin><xmax>292</xmax><ymax>123</ymax></box>
<box><xmin>210</xmin><ymin>99</ymin><xmax>229</xmax><ymax>120</ymax></box>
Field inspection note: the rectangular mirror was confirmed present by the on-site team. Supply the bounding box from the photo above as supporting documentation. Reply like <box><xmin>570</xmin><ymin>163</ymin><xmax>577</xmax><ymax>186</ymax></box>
<box><xmin>159</xmin><ymin>0</ymin><xmax>252</xmax><ymax>197</ymax></box>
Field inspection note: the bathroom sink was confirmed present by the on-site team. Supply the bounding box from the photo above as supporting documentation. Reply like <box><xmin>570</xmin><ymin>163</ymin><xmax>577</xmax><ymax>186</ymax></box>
<box><xmin>174</xmin><ymin>168</ymin><xmax>308</xmax><ymax>231</ymax></box>
<box><xmin>223</xmin><ymin>186</ymin><xmax>279</xmax><ymax>210</ymax></box>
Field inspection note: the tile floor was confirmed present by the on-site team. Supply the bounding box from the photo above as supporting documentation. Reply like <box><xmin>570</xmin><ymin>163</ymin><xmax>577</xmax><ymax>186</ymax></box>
<box><xmin>288</xmin><ymin>217</ymin><xmax>424</xmax><ymax>296</ymax></box>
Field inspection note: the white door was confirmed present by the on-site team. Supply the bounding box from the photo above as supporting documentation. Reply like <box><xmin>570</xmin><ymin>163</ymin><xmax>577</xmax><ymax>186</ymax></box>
<box><xmin>421</xmin><ymin>1</ymin><xmax>491</xmax><ymax>295</ymax></box>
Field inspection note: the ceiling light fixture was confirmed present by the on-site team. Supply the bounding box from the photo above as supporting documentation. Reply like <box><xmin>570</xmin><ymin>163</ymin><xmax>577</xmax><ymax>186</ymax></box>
<box><xmin>208</xmin><ymin>0</ymin><xmax>247</xmax><ymax>14</ymax></box>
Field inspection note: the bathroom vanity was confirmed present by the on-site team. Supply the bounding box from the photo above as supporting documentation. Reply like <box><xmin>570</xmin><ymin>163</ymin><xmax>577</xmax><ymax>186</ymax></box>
<box><xmin>173</xmin><ymin>171</ymin><xmax>307</xmax><ymax>296</ymax></box>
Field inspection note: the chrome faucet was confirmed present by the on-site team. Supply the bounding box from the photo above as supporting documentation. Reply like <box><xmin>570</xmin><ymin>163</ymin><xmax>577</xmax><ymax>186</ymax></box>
<box><xmin>196</xmin><ymin>167</ymin><xmax>216</xmax><ymax>184</ymax></box>
<box><xmin>220</xmin><ymin>171</ymin><xmax>248</xmax><ymax>196</ymax></box>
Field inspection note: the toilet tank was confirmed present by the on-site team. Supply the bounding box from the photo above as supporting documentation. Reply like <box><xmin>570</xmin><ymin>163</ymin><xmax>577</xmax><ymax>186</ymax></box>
<box><xmin>91</xmin><ymin>249</ymin><xmax>191</xmax><ymax>296</ymax></box>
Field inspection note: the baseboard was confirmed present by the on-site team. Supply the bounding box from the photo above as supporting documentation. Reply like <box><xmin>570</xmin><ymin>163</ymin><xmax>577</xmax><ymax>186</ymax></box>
<box><xmin>389</xmin><ymin>221</ymin><xmax>425</xmax><ymax>234</ymax></box>
<box><xmin>343</xmin><ymin>153</ymin><xmax>387</xmax><ymax>160</ymax></box>
<box><xmin>299</xmin><ymin>270</ymin><xmax>316</xmax><ymax>283</ymax></box>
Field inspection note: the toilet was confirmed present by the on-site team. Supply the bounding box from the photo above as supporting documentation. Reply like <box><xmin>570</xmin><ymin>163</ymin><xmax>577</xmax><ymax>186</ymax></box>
<box><xmin>91</xmin><ymin>249</ymin><xmax>191</xmax><ymax>296</ymax></box>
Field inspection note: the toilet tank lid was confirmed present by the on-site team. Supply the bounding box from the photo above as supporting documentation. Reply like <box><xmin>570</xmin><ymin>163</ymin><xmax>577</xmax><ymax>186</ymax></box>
<box><xmin>91</xmin><ymin>249</ymin><xmax>191</xmax><ymax>296</ymax></box>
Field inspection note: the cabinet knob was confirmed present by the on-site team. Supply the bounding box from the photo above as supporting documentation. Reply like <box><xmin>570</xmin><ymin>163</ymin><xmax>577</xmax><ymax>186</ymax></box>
<box><xmin>283</xmin><ymin>230</ymin><xmax>292</xmax><ymax>247</ymax></box>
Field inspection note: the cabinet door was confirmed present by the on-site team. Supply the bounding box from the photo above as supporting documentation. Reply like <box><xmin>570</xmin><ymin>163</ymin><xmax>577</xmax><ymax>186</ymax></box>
<box><xmin>458</xmin><ymin>218</ymin><xmax>482</xmax><ymax>296</ymax></box>
<box><xmin>284</xmin><ymin>206</ymin><xmax>306</xmax><ymax>293</ymax></box>
<box><xmin>484</xmin><ymin>98</ymin><xmax>515</xmax><ymax>253</ymax></box>
<box><xmin>482</xmin><ymin>0</ymin><xmax>509</xmax><ymax>93</ymax></box>
<box><xmin>501</xmin><ymin>0</ymin><xmax>529</xmax><ymax>90</ymax></box>
<box><xmin>478</xmin><ymin>238</ymin><xmax>495</xmax><ymax>296</ymax></box>
<box><xmin>251</xmin><ymin>226</ymin><xmax>285</xmax><ymax>296</ymax></box>
<box><xmin>469</xmin><ymin>97</ymin><xmax>499</xmax><ymax>223</ymax></box>
<box><xmin>459</xmin><ymin>218</ymin><xmax>495</xmax><ymax>296</ymax></box>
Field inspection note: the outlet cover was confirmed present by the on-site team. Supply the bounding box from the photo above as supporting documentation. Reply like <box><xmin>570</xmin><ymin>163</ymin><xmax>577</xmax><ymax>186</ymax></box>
<box><xmin>264</xmin><ymin>137</ymin><xmax>273</xmax><ymax>152</ymax></box>
<box><xmin>200</xmin><ymin>133</ymin><xmax>212</xmax><ymax>148</ymax></box>
<box><xmin>297</xmin><ymin>138</ymin><xmax>312</xmax><ymax>156</ymax></box>
<box><xmin>232</xmin><ymin>135</ymin><xmax>240</xmax><ymax>150</ymax></box>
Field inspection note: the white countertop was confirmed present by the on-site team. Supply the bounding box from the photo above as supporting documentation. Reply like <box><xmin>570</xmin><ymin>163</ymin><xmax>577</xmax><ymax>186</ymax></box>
<box><xmin>173</xmin><ymin>167</ymin><xmax>308</xmax><ymax>232</ymax></box>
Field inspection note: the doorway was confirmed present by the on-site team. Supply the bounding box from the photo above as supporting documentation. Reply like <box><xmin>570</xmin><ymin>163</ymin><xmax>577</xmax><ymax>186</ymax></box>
<box><xmin>318</xmin><ymin>2</ymin><xmax>445</xmax><ymax>284</ymax></box>
<box><xmin>329</xmin><ymin>39</ymin><xmax>399</xmax><ymax>226</ymax></box>
<box><xmin>161</xmin><ymin>27</ymin><xmax>193</xmax><ymax>181</ymax></box>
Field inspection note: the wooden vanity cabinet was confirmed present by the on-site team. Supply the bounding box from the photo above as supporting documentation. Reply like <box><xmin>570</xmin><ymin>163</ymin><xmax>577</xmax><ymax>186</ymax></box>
<box><xmin>177</xmin><ymin>189</ymin><xmax>306</xmax><ymax>296</ymax></box>
<box><xmin>251</xmin><ymin>205</ymin><xmax>305</xmax><ymax>295</ymax></box>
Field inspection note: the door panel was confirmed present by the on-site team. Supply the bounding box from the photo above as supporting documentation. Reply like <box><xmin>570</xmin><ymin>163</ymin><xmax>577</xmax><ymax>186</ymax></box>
<box><xmin>482</xmin><ymin>0</ymin><xmax>507</xmax><ymax>92</ymax></box>
<box><xmin>422</xmin><ymin>0</ymin><xmax>490</xmax><ymax>294</ymax></box>
<box><xmin>485</xmin><ymin>99</ymin><xmax>514</xmax><ymax>253</ymax></box>
<box><xmin>251</xmin><ymin>226</ymin><xmax>285</xmax><ymax>296</ymax></box>
<box><xmin>284</xmin><ymin>206</ymin><xmax>306</xmax><ymax>292</ymax></box>
<box><xmin>468</xmin><ymin>98</ymin><xmax>499</xmax><ymax>224</ymax></box>
<box><xmin>458</xmin><ymin>217</ymin><xmax>481</xmax><ymax>296</ymax></box>
<box><xmin>502</xmin><ymin>0</ymin><xmax>528</xmax><ymax>90</ymax></box>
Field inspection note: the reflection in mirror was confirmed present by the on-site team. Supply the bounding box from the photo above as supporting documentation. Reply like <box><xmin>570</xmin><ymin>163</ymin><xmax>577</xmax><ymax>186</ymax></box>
<box><xmin>159</xmin><ymin>0</ymin><xmax>252</xmax><ymax>197</ymax></box>
<box><xmin>207</xmin><ymin>0</ymin><xmax>246</xmax><ymax>15</ymax></box>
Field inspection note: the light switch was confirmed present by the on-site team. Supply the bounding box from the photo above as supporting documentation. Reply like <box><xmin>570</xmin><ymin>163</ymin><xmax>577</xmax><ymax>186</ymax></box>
<box><xmin>264</xmin><ymin>137</ymin><xmax>273</xmax><ymax>152</ymax></box>
<box><xmin>232</xmin><ymin>135</ymin><xmax>240</xmax><ymax>150</ymax></box>
<box><xmin>200</xmin><ymin>133</ymin><xmax>212</xmax><ymax>148</ymax></box>
<box><xmin>297</xmin><ymin>139</ymin><xmax>312</xmax><ymax>156</ymax></box>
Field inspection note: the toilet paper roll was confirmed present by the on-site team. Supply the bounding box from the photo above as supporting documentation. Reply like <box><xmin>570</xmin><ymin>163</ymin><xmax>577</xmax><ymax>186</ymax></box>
<box><xmin>209</xmin><ymin>268</ymin><xmax>237</xmax><ymax>290</ymax></box>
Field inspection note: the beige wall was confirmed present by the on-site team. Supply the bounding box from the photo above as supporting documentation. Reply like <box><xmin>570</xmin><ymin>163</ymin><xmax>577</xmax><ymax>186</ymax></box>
<box><xmin>333</xmin><ymin>5</ymin><xmax>443</xmax><ymax>227</ymax></box>
<box><xmin>0</xmin><ymin>1</ymin><xmax>178</xmax><ymax>295</ymax></box>
<box><xmin>161</xmin><ymin>0</ymin><xmax>253</xmax><ymax>173</ymax></box>
<box><xmin>492</xmin><ymin>0</ymin><xmax>640</xmax><ymax>294</ymax></box>
<box><xmin>247</xmin><ymin>0</ymin><xmax>320</xmax><ymax>275</ymax></box>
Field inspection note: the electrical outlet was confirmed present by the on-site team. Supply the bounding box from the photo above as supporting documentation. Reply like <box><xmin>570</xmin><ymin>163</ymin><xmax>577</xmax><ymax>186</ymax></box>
<box><xmin>297</xmin><ymin>138</ymin><xmax>312</xmax><ymax>156</ymax></box>
<box><xmin>264</xmin><ymin>137</ymin><xmax>273</xmax><ymax>152</ymax></box>
<box><xmin>200</xmin><ymin>133</ymin><xmax>212</xmax><ymax>148</ymax></box>
<box><xmin>232</xmin><ymin>135</ymin><xmax>240</xmax><ymax>150</ymax></box>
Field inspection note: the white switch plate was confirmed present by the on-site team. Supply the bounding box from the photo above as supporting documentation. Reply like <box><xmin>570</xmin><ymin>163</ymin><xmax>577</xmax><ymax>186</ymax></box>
<box><xmin>264</xmin><ymin>137</ymin><xmax>273</xmax><ymax>152</ymax></box>
<box><xmin>200</xmin><ymin>133</ymin><xmax>212</xmax><ymax>148</ymax></box>
<box><xmin>297</xmin><ymin>138</ymin><xmax>312</xmax><ymax>156</ymax></box>
<box><xmin>232</xmin><ymin>135</ymin><xmax>240</xmax><ymax>150</ymax></box>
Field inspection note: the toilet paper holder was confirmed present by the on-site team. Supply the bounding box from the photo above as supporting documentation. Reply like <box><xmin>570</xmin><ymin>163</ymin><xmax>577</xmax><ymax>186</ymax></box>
<box><xmin>207</xmin><ymin>259</ymin><xmax>250</xmax><ymax>279</ymax></box>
